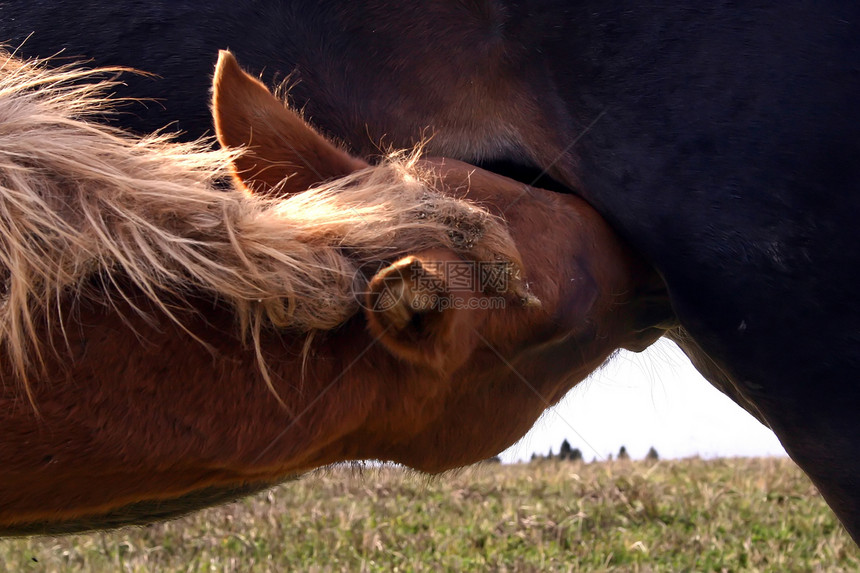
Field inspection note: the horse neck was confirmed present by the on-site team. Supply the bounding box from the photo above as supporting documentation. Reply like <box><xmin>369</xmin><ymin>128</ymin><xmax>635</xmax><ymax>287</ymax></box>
<box><xmin>6</xmin><ymin>284</ymin><xmax>438</xmax><ymax>470</ymax></box>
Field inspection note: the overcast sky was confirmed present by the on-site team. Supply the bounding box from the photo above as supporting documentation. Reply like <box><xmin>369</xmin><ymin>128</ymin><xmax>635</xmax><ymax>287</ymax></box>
<box><xmin>501</xmin><ymin>338</ymin><xmax>787</xmax><ymax>463</ymax></box>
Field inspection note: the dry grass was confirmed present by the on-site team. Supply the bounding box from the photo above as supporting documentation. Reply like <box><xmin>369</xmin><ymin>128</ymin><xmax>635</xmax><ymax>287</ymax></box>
<box><xmin>1</xmin><ymin>458</ymin><xmax>856</xmax><ymax>572</ymax></box>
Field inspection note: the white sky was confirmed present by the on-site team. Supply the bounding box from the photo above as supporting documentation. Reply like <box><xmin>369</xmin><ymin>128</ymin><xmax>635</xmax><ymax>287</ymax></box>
<box><xmin>500</xmin><ymin>338</ymin><xmax>788</xmax><ymax>462</ymax></box>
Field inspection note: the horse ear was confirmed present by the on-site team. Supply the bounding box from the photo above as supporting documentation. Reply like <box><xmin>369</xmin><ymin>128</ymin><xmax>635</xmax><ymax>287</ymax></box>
<box><xmin>364</xmin><ymin>250</ymin><xmax>486</xmax><ymax>373</ymax></box>
<box><xmin>211</xmin><ymin>50</ymin><xmax>368</xmax><ymax>195</ymax></box>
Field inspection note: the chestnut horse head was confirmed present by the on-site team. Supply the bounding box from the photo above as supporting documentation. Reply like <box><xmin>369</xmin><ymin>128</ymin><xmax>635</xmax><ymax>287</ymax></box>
<box><xmin>0</xmin><ymin>52</ymin><xmax>669</xmax><ymax>535</ymax></box>
<box><xmin>206</xmin><ymin>49</ymin><xmax>671</xmax><ymax>466</ymax></box>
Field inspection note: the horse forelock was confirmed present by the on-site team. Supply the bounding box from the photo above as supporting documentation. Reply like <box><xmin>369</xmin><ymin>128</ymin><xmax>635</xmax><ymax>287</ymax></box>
<box><xmin>0</xmin><ymin>52</ymin><xmax>520</xmax><ymax>401</ymax></box>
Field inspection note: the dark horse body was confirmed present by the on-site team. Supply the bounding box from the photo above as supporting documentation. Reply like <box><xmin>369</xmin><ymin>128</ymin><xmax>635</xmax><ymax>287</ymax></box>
<box><xmin>3</xmin><ymin>1</ymin><xmax>859</xmax><ymax>541</ymax></box>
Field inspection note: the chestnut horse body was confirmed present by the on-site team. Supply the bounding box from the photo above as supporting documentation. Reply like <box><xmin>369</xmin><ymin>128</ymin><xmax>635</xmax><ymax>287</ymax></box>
<box><xmin>0</xmin><ymin>53</ymin><xmax>664</xmax><ymax>534</ymax></box>
<box><xmin>3</xmin><ymin>1</ymin><xmax>860</xmax><ymax>541</ymax></box>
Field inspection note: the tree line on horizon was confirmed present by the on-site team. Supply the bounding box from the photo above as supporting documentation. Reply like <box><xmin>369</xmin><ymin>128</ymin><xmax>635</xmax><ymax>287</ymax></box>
<box><xmin>529</xmin><ymin>440</ymin><xmax>660</xmax><ymax>463</ymax></box>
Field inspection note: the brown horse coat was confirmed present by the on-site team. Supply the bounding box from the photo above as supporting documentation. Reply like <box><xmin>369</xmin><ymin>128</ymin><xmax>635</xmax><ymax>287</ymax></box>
<box><xmin>0</xmin><ymin>52</ymin><xmax>667</xmax><ymax>535</ymax></box>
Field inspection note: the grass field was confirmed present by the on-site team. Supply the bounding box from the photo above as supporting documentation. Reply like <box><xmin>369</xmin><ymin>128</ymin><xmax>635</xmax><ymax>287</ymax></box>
<box><xmin>2</xmin><ymin>457</ymin><xmax>857</xmax><ymax>572</ymax></box>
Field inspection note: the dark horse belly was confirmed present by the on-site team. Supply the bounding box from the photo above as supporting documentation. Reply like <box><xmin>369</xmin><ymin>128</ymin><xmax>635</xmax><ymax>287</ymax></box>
<box><xmin>3</xmin><ymin>0</ymin><xmax>859</xmax><ymax>542</ymax></box>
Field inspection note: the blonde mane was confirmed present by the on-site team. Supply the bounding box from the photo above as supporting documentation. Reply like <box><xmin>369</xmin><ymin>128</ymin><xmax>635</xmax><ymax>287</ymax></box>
<box><xmin>0</xmin><ymin>52</ymin><xmax>522</xmax><ymax>399</ymax></box>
